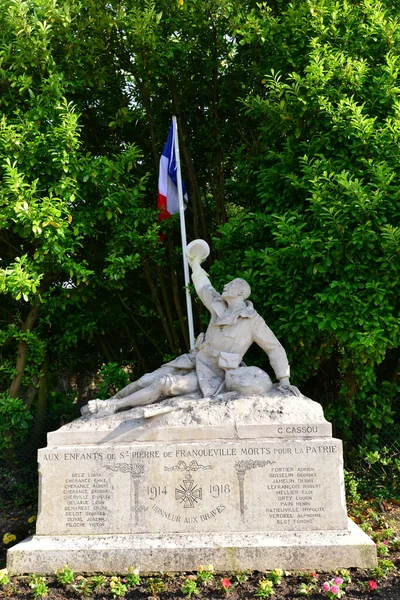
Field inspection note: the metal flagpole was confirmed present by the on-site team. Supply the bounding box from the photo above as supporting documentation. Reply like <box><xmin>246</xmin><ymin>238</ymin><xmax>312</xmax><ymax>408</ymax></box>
<box><xmin>172</xmin><ymin>115</ymin><xmax>195</xmax><ymax>349</ymax></box>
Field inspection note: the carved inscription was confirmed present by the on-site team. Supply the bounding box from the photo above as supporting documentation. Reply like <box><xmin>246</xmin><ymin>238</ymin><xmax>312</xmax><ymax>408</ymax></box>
<box><xmin>39</xmin><ymin>439</ymin><xmax>346</xmax><ymax>535</ymax></box>
<box><xmin>265</xmin><ymin>465</ymin><xmax>324</xmax><ymax>526</ymax></box>
<box><xmin>63</xmin><ymin>471</ymin><xmax>113</xmax><ymax>529</ymax></box>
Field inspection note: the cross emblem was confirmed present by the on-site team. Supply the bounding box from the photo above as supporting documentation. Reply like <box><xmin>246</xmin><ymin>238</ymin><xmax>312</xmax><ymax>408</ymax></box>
<box><xmin>175</xmin><ymin>474</ymin><xmax>202</xmax><ymax>508</ymax></box>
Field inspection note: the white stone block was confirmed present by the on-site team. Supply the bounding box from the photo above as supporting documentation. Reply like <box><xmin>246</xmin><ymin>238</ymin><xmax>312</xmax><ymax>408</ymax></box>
<box><xmin>7</xmin><ymin>519</ymin><xmax>376</xmax><ymax>574</ymax></box>
<box><xmin>35</xmin><ymin>438</ymin><xmax>347</xmax><ymax>536</ymax></box>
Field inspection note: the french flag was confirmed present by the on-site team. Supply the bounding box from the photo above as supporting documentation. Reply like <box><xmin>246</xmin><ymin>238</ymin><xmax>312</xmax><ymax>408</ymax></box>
<box><xmin>157</xmin><ymin>122</ymin><xmax>188</xmax><ymax>223</ymax></box>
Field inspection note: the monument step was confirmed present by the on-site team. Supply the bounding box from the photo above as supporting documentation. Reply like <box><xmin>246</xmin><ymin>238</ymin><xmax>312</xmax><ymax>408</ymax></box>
<box><xmin>7</xmin><ymin>519</ymin><xmax>376</xmax><ymax>574</ymax></box>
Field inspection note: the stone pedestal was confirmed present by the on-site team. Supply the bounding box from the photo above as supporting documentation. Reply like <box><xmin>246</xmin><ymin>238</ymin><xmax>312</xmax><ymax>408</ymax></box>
<box><xmin>7</xmin><ymin>393</ymin><xmax>377</xmax><ymax>573</ymax></box>
<box><xmin>7</xmin><ymin>522</ymin><xmax>374</xmax><ymax>574</ymax></box>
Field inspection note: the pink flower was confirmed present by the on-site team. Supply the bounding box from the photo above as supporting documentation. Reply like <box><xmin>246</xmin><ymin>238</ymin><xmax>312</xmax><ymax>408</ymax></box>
<box><xmin>383</xmin><ymin>540</ymin><xmax>389</xmax><ymax>546</ymax></box>
<box><xmin>331</xmin><ymin>585</ymin><xmax>339</xmax><ymax>595</ymax></box>
<box><xmin>311</xmin><ymin>572</ymin><xmax>319</xmax><ymax>580</ymax></box>
<box><xmin>334</xmin><ymin>577</ymin><xmax>343</xmax><ymax>585</ymax></box>
<box><xmin>368</xmin><ymin>580</ymin><xmax>378</xmax><ymax>591</ymax></box>
<box><xmin>322</xmin><ymin>582</ymin><xmax>331</xmax><ymax>591</ymax></box>
<box><xmin>221</xmin><ymin>578</ymin><xmax>231</xmax><ymax>589</ymax></box>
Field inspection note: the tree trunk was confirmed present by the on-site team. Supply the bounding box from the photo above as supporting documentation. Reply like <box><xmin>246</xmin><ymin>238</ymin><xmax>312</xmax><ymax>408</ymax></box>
<box><xmin>143</xmin><ymin>260</ymin><xmax>178</xmax><ymax>353</ymax></box>
<box><xmin>156</xmin><ymin>265</ymin><xmax>181</xmax><ymax>353</ymax></box>
<box><xmin>97</xmin><ymin>335</ymin><xmax>115</xmax><ymax>363</ymax></box>
<box><xmin>9</xmin><ymin>303</ymin><xmax>40</xmax><ymax>401</ymax></box>
<box><xmin>118</xmin><ymin>293</ymin><xmax>164</xmax><ymax>359</ymax></box>
<box><xmin>25</xmin><ymin>378</ymin><xmax>38</xmax><ymax>409</ymax></box>
<box><xmin>123</xmin><ymin>325</ymin><xmax>148</xmax><ymax>374</ymax></box>
<box><xmin>29</xmin><ymin>359</ymin><xmax>50</xmax><ymax>451</ymax></box>
<box><xmin>168</xmin><ymin>237</ymin><xmax>190</xmax><ymax>350</ymax></box>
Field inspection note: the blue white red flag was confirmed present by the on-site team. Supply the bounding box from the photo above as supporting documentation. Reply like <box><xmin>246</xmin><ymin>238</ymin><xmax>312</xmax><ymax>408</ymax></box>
<box><xmin>157</xmin><ymin>122</ymin><xmax>188</xmax><ymax>222</ymax></box>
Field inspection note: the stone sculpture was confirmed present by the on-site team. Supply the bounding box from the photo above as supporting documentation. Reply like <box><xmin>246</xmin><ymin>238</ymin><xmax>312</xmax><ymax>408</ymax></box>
<box><xmin>8</xmin><ymin>241</ymin><xmax>377</xmax><ymax>575</ymax></box>
<box><xmin>81</xmin><ymin>239</ymin><xmax>300</xmax><ymax>418</ymax></box>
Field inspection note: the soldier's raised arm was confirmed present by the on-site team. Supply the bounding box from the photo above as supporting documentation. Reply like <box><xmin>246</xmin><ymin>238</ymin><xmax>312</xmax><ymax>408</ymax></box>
<box><xmin>189</xmin><ymin>258</ymin><xmax>224</xmax><ymax>317</ymax></box>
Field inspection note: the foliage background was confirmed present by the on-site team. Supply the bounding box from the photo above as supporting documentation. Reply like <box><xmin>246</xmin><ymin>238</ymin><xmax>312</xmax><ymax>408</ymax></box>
<box><xmin>0</xmin><ymin>0</ymin><xmax>398</xmax><ymax>496</ymax></box>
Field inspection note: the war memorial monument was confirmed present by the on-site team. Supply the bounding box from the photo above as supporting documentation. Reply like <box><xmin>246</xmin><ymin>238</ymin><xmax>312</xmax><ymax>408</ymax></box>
<box><xmin>7</xmin><ymin>240</ymin><xmax>376</xmax><ymax>573</ymax></box>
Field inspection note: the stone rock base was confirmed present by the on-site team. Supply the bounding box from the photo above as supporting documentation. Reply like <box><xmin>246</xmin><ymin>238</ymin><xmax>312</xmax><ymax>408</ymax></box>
<box><xmin>35</xmin><ymin>438</ymin><xmax>349</xmax><ymax>536</ymax></box>
<box><xmin>8</xmin><ymin>519</ymin><xmax>376</xmax><ymax>574</ymax></box>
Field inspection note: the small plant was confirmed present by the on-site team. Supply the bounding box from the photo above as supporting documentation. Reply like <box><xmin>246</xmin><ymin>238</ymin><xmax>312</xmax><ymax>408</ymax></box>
<box><xmin>196</xmin><ymin>564</ymin><xmax>214</xmax><ymax>584</ymax></box>
<box><xmin>109</xmin><ymin>576</ymin><xmax>127</xmax><ymax>598</ymax></box>
<box><xmin>321</xmin><ymin>576</ymin><xmax>346</xmax><ymax>599</ymax></box>
<box><xmin>376</xmin><ymin>540</ymin><xmax>390</xmax><ymax>556</ymax></box>
<box><xmin>298</xmin><ymin>571</ymin><xmax>319</xmax><ymax>583</ymax></box>
<box><xmin>268</xmin><ymin>569</ymin><xmax>284</xmax><ymax>585</ymax></box>
<box><xmin>126</xmin><ymin>566</ymin><xmax>141</xmax><ymax>586</ymax></box>
<box><xmin>255</xmin><ymin>579</ymin><xmax>274</xmax><ymax>598</ymax></box>
<box><xmin>160</xmin><ymin>571</ymin><xmax>176</xmax><ymax>581</ymax></box>
<box><xmin>0</xmin><ymin>394</ymin><xmax>33</xmax><ymax>465</ymax></box>
<box><xmin>146</xmin><ymin>576</ymin><xmax>167</xmax><ymax>597</ymax></box>
<box><xmin>55</xmin><ymin>564</ymin><xmax>75</xmax><ymax>585</ymax></box>
<box><xmin>90</xmin><ymin>575</ymin><xmax>107</xmax><ymax>589</ymax></box>
<box><xmin>231</xmin><ymin>570</ymin><xmax>250</xmax><ymax>584</ymax></box>
<box><xmin>29</xmin><ymin>574</ymin><xmax>49</xmax><ymax>599</ymax></box>
<box><xmin>371</xmin><ymin>528</ymin><xmax>395</xmax><ymax>542</ymax></box>
<box><xmin>71</xmin><ymin>577</ymin><xmax>93</xmax><ymax>597</ymax></box>
<box><xmin>369</xmin><ymin>558</ymin><xmax>396</xmax><ymax>579</ymax></box>
<box><xmin>391</xmin><ymin>537</ymin><xmax>400</xmax><ymax>551</ymax></box>
<box><xmin>335</xmin><ymin>569</ymin><xmax>351</xmax><ymax>584</ymax></box>
<box><xmin>2</xmin><ymin>533</ymin><xmax>16</xmax><ymax>544</ymax></box>
<box><xmin>220</xmin><ymin>577</ymin><xmax>232</xmax><ymax>595</ymax></box>
<box><xmin>298</xmin><ymin>582</ymin><xmax>313</xmax><ymax>596</ymax></box>
<box><xmin>344</xmin><ymin>469</ymin><xmax>361</xmax><ymax>503</ymax></box>
<box><xmin>0</xmin><ymin>568</ymin><xmax>10</xmax><ymax>586</ymax></box>
<box><xmin>98</xmin><ymin>362</ymin><xmax>129</xmax><ymax>399</ymax></box>
<box><xmin>297</xmin><ymin>571</ymin><xmax>318</xmax><ymax>594</ymax></box>
<box><xmin>359</xmin><ymin>521</ymin><xmax>373</xmax><ymax>534</ymax></box>
<box><xmin>181</xmin><ymin>576</ymin><xmax>200</xmax><ymax>598</ymax></box>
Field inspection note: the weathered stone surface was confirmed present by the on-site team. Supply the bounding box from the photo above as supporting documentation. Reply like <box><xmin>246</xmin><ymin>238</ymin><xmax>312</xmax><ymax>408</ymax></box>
<box><xmin>49</xmin><ymin>391</ymin><xmax>332</xmax><ymax>445</ymax></box>
<box><xmin>7</xmin><ymin>389</ymin><xmax>376</xmax><ymax>573</ymax></box>
<box><xmin>35</xmin><ymin>437</ymin><xmax>346</xmax><ymax>536</ymax></box>
<box><xmin>7</xmin><ymin>519</ymin><xmax>376</xmax><ymax>574</ymax></box>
